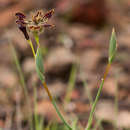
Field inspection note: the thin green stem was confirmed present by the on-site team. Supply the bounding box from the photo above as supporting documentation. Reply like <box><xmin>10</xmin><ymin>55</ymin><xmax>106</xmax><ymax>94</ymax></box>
<box><xmin>72</xmin><ymin>119</ymin><xmax>78</xmax><ymax>130</ymax></box>
<box><xmin>42</xmin><ymin>82</ymin><xmax>53</xmax><ymax>101</ymax></box>
<box><xmin>28</xmin><ymin>34</ymin><xmax>72</xmax><ymax>130</ymax></box>
<box><xmin>86</xmin><ymin>79</ymin><xmax>104</xmax><ymax>130</ymax></box>
<box><xmin>11</xmin><ymin>45</ymin><xmax>27</xmax><ymax>97</ymax></box>
<box><xmin>10</xmin><ymin>44</ymin><xmax>33</xmax><ymax>130</ymax></box>
<box><xmin>34</xmin><ymin>32</ymin><xmax>48</xmax><ymax>57</ymax></box>
<box><xmin>64</xmin><ymin>64</ymin><xmax>77</xmax><ymax>104</ymax></box>
<box><xmin>33</xmin><ymin>33</ymin><xmax>40</xmax><ymax>47</ymax></box>
<box><xmin>83</xmin><ymin>80</ymin><xmax>103</xmax><ymax>130</ymax></box>
<box><xmin>34</xmin><ymin>86</ymin><xmax>39</xmax><ymax>130</ymax></box>
<box><xmin>42</xmin><ymin>82</ymin><xmax>72</xmax><ymax>130</ymax></box>
<box><xmin>83</xmin><ymin>81</ymin><xmax>93</xmax><ymax>106</ymax></box>
<box><xmin>114</xmin><ymin>72</ymin><xmax>119</xmax><ymax>130</ymax></box>
<box><xmin>27</xmin><ymin>40</ymin><xmax>36</xmax><ymax>58</ymax></box>
<box><xmin>92</xmin><ymin>119</ymin><xmax>104</xmax><ymax>130</ymax></box>
<box><xmin>85</xmin><ymin>63</ymin><xmax>111</xmax><ymax>130</ymax></box>
<box><xmin>115</xmin><ymin>80</ymin><xmax>118</xmax><ymax>117</ymax></box>
<box><xmin>52</xmin><ymin>99</ymin><xmax>72</xmax><ymax>130</ymax></box>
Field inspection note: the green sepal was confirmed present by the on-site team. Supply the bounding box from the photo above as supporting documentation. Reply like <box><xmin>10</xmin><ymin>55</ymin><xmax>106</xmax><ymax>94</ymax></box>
<box><xmin>108</xmin><ymin>28</ymin><xmax>117</xmax><ymax>64</ymax></box>
<box><xmin>35</xmin><ymin>47</ymin><xmax>45</xmax><ymax>82</ymax></box>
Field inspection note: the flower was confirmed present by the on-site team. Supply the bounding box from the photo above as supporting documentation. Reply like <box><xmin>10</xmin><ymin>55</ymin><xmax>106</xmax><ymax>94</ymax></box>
<box><xmin>28</xmin><ymin>9</ymin><xmax>55</xmax><ymax>34</ymax></box>
<box><xmin>15</xmin><ymin>12</ymin><xmax>29</xmax><ymax>40</ymax></box>
<box><xmin>15</xmin><ymin>9</ymin><xmax>55</xmax><ymax>39</ymax></box>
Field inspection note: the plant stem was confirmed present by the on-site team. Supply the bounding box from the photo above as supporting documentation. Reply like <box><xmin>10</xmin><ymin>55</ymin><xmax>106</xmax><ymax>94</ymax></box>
<box><xmin>27</xmin><ymin>40</ymin><xmax>36</xmax><ymax>57</ymax></box>
<box><xmin>30</xmin><ymin>35</ymin><xmax>72</xmax><ymax>130</ymax></box>
<box><xmin>114</xmin><ymin>71</ymin><xmax>119</xmax><ymax>130</ymax></box>
<box><xmin>83</xmin><ymin>80</ymin><xmax>103</xmax><ymax>130</ymax></box>
<box><xmin>86</xmin><ymin>79</ymin><xmax>104</xmax><ymax>130</ymax></box>
<box><xmin>103</xmin><ymin>63</ymin><xmax>111</xmax><ymax>80</ymax></box>
<box><xmin>33</xmin><ymin>33</ymin><xmax>40</xmax><ymax>47</ymax></box>
<box><xmin>52</xmin><ymin>99</ymin><xmax>72</xmax><ymax>130</ymax></box>
<box><xmin>85</xmin><ymin>63</ymin><xmax>111</xmax><ymax>130</ymax></box>
<box><xmin>83</xmin><ymin>80</ymin><xmax>93</xmax><ymax>106</ymax></box>
<box><xmin>42</xmin><ymin>82</ymin><xmax>72</xmax><ymax>130</ymax></box>
<box><xmin>42</xmin><ymin>82</ymin><xmax>53</xmax><ymax>101</ymax></box>
<box><xmin>92</xmin><ymin>119</ymin><xmax>104</xmax><ymax>130</ymax></box>
<box><xmin>34</xmin><ymin>86</ymin><xmax>38</xmax><ymax>130</ymax></box>
<box><xmin>64</xmin><ymin>64</ymin><xmax>77</xmax><ymax>104</ymax></box>
<box><xmin>11</xmin><ymin>44</ymin><xmax>33</xmax><ymax>130</ymax></box>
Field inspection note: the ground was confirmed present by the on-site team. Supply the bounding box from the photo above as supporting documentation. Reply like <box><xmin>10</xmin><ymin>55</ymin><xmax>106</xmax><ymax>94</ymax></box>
<box><xmin>0</xmin><ymin>0</ymin><xmax>130</xmax><ymax>130</ymax></box>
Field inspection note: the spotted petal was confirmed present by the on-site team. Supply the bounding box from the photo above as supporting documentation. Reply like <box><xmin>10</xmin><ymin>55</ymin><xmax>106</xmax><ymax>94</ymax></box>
<box><xmin>43</xmin><ymin>24</ymin><xmax>55</xmax><ymax>28</ymax></box>
<box><xmin>43</xmin><ymin>9</ymin><xmax>54</xmax><ymax>20</ymax></box>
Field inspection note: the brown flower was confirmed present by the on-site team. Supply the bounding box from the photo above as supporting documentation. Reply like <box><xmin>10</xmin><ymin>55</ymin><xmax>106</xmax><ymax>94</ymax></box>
<box><xmin>15</xmin><ymin>9</ymin><xmax>55</xmax><ymax>39</ymax></box>
<box><xmin>28</xmin><ymin>9</ymin><xmax>55</xmax><ymax>34</ymax></box>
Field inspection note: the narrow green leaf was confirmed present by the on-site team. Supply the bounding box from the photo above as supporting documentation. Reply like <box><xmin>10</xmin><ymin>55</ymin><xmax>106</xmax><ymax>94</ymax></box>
<box><xmin>35</xmin><ymin>47</ymin><xmax>45</xmax><ymax>82</ymax></box>
<box><xmin>72</xmin><ymin>118</ymin><xmax>78</xmax><ymax>130</ymax></box>
<box><xmin>109</xmin><ymin>28</ymin><xmax>117</xmax><ymax>64</ymax></box>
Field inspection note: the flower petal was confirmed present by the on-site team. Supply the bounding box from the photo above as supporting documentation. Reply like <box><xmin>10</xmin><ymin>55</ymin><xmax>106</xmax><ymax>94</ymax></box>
<box><xmin>29</xmin><ymin>25</ymin><xmax>41</xmax><ymax>30</ymax></box>
<box><xmin>43</xmin><ymin>9</ymin><xmax>54</xmax><ymax>19</ymax></box>
<box><xmin>43</xmin><ymin>24</ymin><xmax>55</xmax><ymax>28</ymax></box>
<box><xmin>16</xmin><ymin>21</ymin><xmax>29</xmax><ymax>40</ymax></box>
<box><xmin>16</xmin><ymin>19</ymin><xmax>26</xmax><ymax>24</ymax></box>
<box><xmin>15</xmin><ymin>12</ymin><xmax>26</xmax><ymax>20</ymax></box>
<box><xmin>19</xmin><ymin>26</ymin><xmax>29</xmax><ymax>40</ymax></box>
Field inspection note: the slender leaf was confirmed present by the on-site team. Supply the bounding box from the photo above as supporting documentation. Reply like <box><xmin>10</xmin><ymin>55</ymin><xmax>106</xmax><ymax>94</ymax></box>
<box><xmin>109</xmin><ymin>28</ymin><xmax>117</xmax><ymax>64</ymax></box>
<box><xmin>35</xmin><ymin>47</ymin><xmax>45</xmax><ymax>82</ymax></box>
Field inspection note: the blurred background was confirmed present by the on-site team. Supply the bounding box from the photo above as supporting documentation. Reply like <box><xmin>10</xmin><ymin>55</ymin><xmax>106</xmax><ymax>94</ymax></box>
<box><xmin>0</xmin><ymin>0</ymin><xmax>130</xmax><ymax>129</ymax></box>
